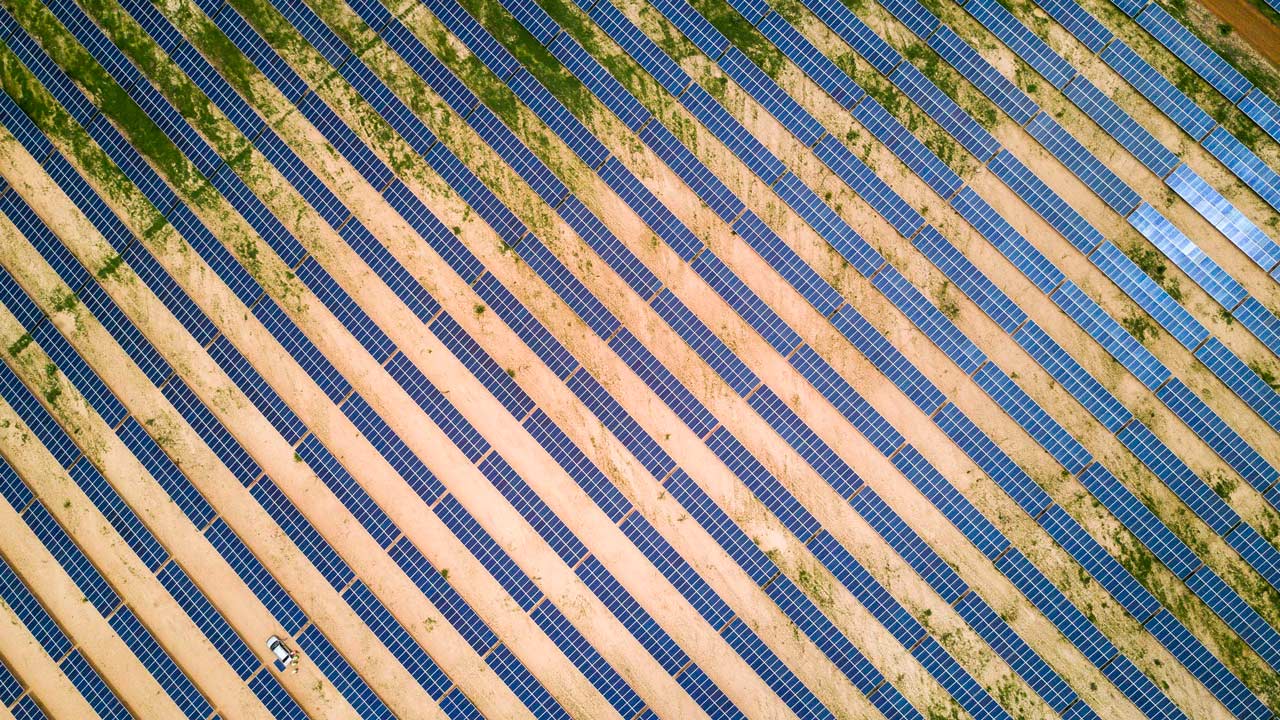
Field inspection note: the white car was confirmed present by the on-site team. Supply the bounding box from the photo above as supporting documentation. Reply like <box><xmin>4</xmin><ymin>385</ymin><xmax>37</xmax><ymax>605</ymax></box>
<box><xmin>267</xmin><ymin>635</ymin><xmax>297</xmax><ymax>669</ymax></box>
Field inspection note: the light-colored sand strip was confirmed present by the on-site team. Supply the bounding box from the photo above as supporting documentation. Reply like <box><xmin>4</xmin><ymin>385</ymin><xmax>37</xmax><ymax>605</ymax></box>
<box><xmin>0</xmin><ymin>480</ymin><xmax>185</xmax><ymax>719</ymax></box>
<box><xmin>0</xmin><ymin>583</ymin><xmax>98</xmax><ymax>719</ymax></box>
<box><xmin>0</xmin><ymin>127</ymin><xmax>525</xmax><ymax>719</ymax></box>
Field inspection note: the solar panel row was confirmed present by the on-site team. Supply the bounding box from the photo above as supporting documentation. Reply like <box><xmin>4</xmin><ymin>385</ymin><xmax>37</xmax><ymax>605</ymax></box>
<box><xmin>4</xmin><ymin>0</ymin><xmax>1278</xmax><ymax>717</ymax></box>
<box><xmin>696</xmin><ymin>0</ymin><xmax>1280</xmax><ymax>702</ymax></box>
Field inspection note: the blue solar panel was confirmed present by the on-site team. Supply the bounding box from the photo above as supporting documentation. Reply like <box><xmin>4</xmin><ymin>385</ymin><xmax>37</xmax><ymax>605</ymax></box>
<box><xmin>872</xmin><ymin>265</ymin><xmax>987</xmax><ymax>374</ymax></box>
<box><xmin>926</xmin><ymin>25</ymin><xmax>1039</xmax><ymax>126</ymax></box>
<box><xmin>773</xmin><ymin>173</ymin><xmax>886</xmax><ymax>277</ymax></box>
<box><xmin>808</xmin><ymin>531</ymin><xmax>926</xmax><ymax>647</ymax></box>
<box><xmin>1116</xmin><ymin>421</ymin><xmax>1240</xmax><ymax>536</ymax></box>
<box><xmin>973</xmin><ymin>363</ymin><xmax>1092</xmax><ymax>474</ymax></box>
<box><xmin>1165</xmin><ymin>164</ymin><xmax>1280</xmax><ymax>271</ymax></box>
<box><xmin>963</xmin><ymin>0</ymin><xmax>1076</xmax><ymax>88</ymax></box>
<box><xmin>1099</xmin><ymin>40</ymin><xmax>1215</xmax><ymax>140</ymax></box>
<box><xmin>1088</xmin><ymin>241</ymin><xmax>1209</xmax><ymax>349</ymax></box>
<box><xmin>559</xmin><ymin>196</ymin><xmax>662</xmax><ymax>298</ymax></box>
<box><xmin>913</xmin><ymin>635</ymin><xmax>1012</xmax><ymax>720</ymax></box>
<box><xmin>641</xmin><ymin>122</ymin><xmax>745</xmax><ymax>223</ymax></box>
<box><xmin>1062</xmin><ymin>76</ymin><xmax>1179</xmax><ymax>177</ymax></box>
<box><xmin>1024</xmin><ymin>114</ymin><xmax>1141</xmax><ymax>216</ymax></box>
<box><xmin>691</xmin><ymin>250</ymin><xmax>804</xmax><ymax>355</ymax></box>
<box><xmin>830</xmin><ymin>305</ymin><xmax>946</xmax><ymax>414</ymax></box>
<box><xmin>1234</xmin><ymin>297</ymin><xmax>1280</xmax><ymax>357</ymax></box>
<box><xmin>157</xmin><ymin>562</ymin><xmax>258</xmax><ymax>679</ymax></box>
<box><xmin>579</xmin><ymin>1</ymin><xmax>693</xmax><ymax>96</ymax></box>
<box><xmin>1078</xmin><ymin>464</ymin><xmax>1201</xmax><ymax>578</ymax></box>
<box><xmin>59</xmin><ymin>650</ymin><xmax>130</xmax><ymax>720</ymax></box>
<box><xmin>611</xmin><ymin>328</ymin><xmax>718</xmax><ymax>437</ymax></box>
<box><xmin>755</xmin><ymin>12</ymin><xmax>865</xmax><ymax>109</ymax></box>
<box><xmin>250</xmin><ymin>476</ymin><xmax>354</xmax><ymax>592</ymax></box>
<box><xmin>388</xmin><ymin>540</ymin><xmax>499</xmax><ymax>655</ymax></box>
<box><xmin>1038</xmin><ymin>504</ymin><xmax>1161</xmax><ymax>619</ymax></box>
<box><xmin>478</xmin><ymin>453</ymin><xmax>587</xmax><ymax>566</ymax></box>
<box><xmin>748</xmin><ymin>386</ymin><xmax>864</xmax><ymax>499</ymax></box>
<box><xmin>1158</xmin><ymin>379</ymin><xmax>1278</xmax><ymax>489</ymax></box>
<box><xmin>950</xmin><ymin>187</ymin><xmax>1065</xmax><ymax>293</ymax></box>
<box><xmin>515</xmin><ymin>234</ymin><xmax>621</xmax><ymax>339</ymax></box>
<box><xmin>706</xmin><ymin>426</ymin><xmax>821</xmax><ymax>540</ymax></box>
<box><xmin>788</xmin><ymin>345</ymin><xmax>905</xmax><ymax>455</ymax></box>
<box><xmin>849</xmin><ymin>487</ymin><xmax>969</xmax><ymax>603</ymax></box>
<box><xmin>955</xmin><ymin>591</ymin><xmax>1076</xmax><ymax>711</ymax></box>
<box><xmin>109</xmin><ymin>606</ymin><xmax>213</xmax><ymax>719</ymax></box>
<box><xmin>996</xmin><ymin>549</ymin><xmax>1118</xmax><ymax>665</ymax></box>
<box><xmin>1144</xmin><ymin>609</ymin><xmax>1271</xmax><ymax>720</ymax></box>
<box><xmin>1187</xmin><ymin>567</ymin><xmax>1280</xmax><ymax>671</ymax></box>
<box><xmin>1049</xmin><ymin>281</ymin><xmax>1169</xmax><ymax>390</ymax></box>
<box><xmin>764</xmin><ymin>573</ymin><xmax>885</xmax><ymax>692</ymax></box>
<box><xmin>205</xmin><ymin>518</ymin><xmax>307</xmax><ymax>635</ymax></box>
<box><xmin>733</xmin><ymin>211</ymin><xmax>844</xmax><ymax>316</ymax></box>
<box><xmin>344</xmin><ymin>581</ymin><xmax>454</xmax><ymax>700</ymax></box>
<box><xmin>248</xmin><ymin>671</ymin><xmax>307</xmax><ymax>719</ymax></box>
<box><xmin>1099</xmin><ymin>653</ymin><xmax>1186</xmax><ymax>720</ymax></box>
<box><xmin>620</xmin><ymin>512</ymin><xmax>734</xmax><ymax>628</ymax></box>
<box><xmin>1195</xmin><ymin>339</ymin><xmax>1280</xmax><ymax>431</ymax></box>
<box><xmin>914</xmin><ymin>211</ymin><xmax>1036</xmax><ymax>327</ymax></box>
<box><xmin>651</xmin><ymin>289</ymin><xmax>760</xmax><ymax>396</ymax></box>
<box><xmin>1239</xmin><ymin>91</ymin><xmax>1280</xmax><ymax>145</ymax></box>
<box><xmin>1226</xmin><ymin>524</ymin><xmax>1280</xmax><ymax>592</ymax></box>
<box><xmin>576</xmin><ymin>555</ymin><xmax>690</xmax><ymax>675</ymax></box>
<box><xmin>299</xmin><ymin>623</ymin><xmax>395</xmax><ymax>718</ymax></box>
<box><xmin>22</xmin><ymin>501</ymin><xmax>118</xmax><ymax>615</ymax></box>
<box><xmin>472</xmin><ymin>274</ymin><xmax>577</xmax><ymax>380</ymax></box>
<box><xmin>0</xmin><ymin>657</ymin><xmax>22</xmax><ymax>707</ymax></box>
<box><xmin>506</xmin><ymin>70</ymin><xmax>610</xmax><ymax>169</ymax></box>
<box><xmin>932</xmin><ymin>403</ymin><xmax>1054</xmax><ymax>516</ymax></box>
<box><xmin>892</xmin><ymin>63</ymin><xmax>1001</xmax><ymax>161</ymax></box>
<box><xmin>682</xmin><ymin>85</ymin><xmax>787</xmax><ymax>184</ymax></box>
<box><xmin>717</xmin><ymin>48</ymin><xmax>824</xmax><ymax>147</ymax></box>
<box><xmin>297</xmin><ymin>433</ymin><xmax>399</xmax><ymax>549</ymax></box>
<box><xmin>813</xmin><ymin>135</ymin><xmax>926</xmax><ymax>237</ymax></box>
<box><xmin>1136</xmin><ymin>5</ymin><xmax>1252</xmax><ymax>103</ymax></box>
<box><xmin>555</xmin><ymin>373</ymin><xmax>676</xmax><ymax>495</ymax></box>
<box><xmin>1202</xmin><ymin>127</ymin><xmax>1280</xmax><ymax>213</ymax></box>
<box><xmin>893</xmin><ymin>444</ymin><xmax>1010</xmax><ymax>559</ymax></box>
<box><xmin>1128</xmin><ymin>202</ymin><xmax>1247</xmax><ymax>309</ymax></box>
<box><xmin>531</xmin><ymin>601</ymin><xmax>646</xmax><ymax>717</ymax></box>
<box><xmin>549</xmin><ymin>33</ymin><xmax>651</xmax><ymax>132</ymax></box>
<box><xmin>722</xmin><ymin>619</ymin><xmax>836</xmax><ymax>719</ymax></box>
<box><xmin>118</xmin><ymin>418</ymin><xmax>216</xmax><ymax>528</ymax></box>
<box><xmin>431</xmin><ymin>311</ymin><xmax>535</xmax><ymax>419</ymax></box>
<box><xmin>852</xmin><ymin>97</ymin><xmax>965</xmax><ymax>197</ymax></box>
<box><xmin>797</xmin><ymin>0</ymin><xmax>903</xmax><ymax>75</ymax></box>
<box><xmin>1014</xmin><ymin>321</ymin><xmax>1132</xmax><ymax>431</ymax></box>
<box><xmin>31</xmin><ymin>323</ymin><xmax>127</xmax><ymax>429</ymax></box>
<box><xmin>648</xmin><ymin>0</ymin><xmax>732</xmax><ymax>58</ymax></box>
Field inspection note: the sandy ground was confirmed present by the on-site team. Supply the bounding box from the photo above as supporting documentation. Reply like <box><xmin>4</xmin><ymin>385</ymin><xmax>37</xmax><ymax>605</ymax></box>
<box><xmin>0</xmin><ymin>0</ymin><xmax>1276</xmax><ymax>717</ymax></box>
<box><xmin>0</xmin><ymin>585</ymin><xmax>99</xmax><ymax>718</ymax></box>
<box><xmin>1195</xmin><ymin>0</ymin><xmax>1280</xmax><ymax>77</ymax></box>
<box><xmin>0</xmin><ymin>483</ymin><xmax>186</xmax><ymax>719</ymax></box>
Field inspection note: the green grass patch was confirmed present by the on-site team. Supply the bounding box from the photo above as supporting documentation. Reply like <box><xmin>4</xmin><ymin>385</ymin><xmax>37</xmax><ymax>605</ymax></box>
<box><xmin>6</xmin><ymin>333</ymin><xmax>32</xmax><ymax>357</ymax></box>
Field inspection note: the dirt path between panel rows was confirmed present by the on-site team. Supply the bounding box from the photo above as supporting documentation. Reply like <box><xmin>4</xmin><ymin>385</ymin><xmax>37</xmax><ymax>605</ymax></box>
<box><xmin>1197</xmin><ymin>0</ymin><xmax>1280</xmax><ymax>70</ymax></box>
